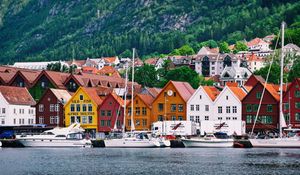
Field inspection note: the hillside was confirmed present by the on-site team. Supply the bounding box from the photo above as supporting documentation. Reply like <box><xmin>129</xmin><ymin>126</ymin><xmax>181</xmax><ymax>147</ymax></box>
<box><xmin>0</xmin><ymin>0</ymin><xmax>300</xmax><ymax>64</ymax></box>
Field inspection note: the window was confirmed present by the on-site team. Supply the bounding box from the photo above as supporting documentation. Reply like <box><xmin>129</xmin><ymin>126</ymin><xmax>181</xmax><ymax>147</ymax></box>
<box><xmin>76</xmin><ymin>116</ymin><xmax>81</xmax><ymax>123</ymax></box>
<box><xmin>14</xmin><ymin>109</ymin><xmax>16</xmax><ymax>114</ymax></box>
<box><xmin>82</xmin><ymin>104</ymin><xmax>87</xmax><ymax>112</ymax></box>
<box><xmin>1</xmin><ymin>119</ymin><xmax>4</xmax><ymax>125</ymax></box>
<box><xmin>178</xmin><ymin>116</ymin><xmax>183</xmax><ymax>121</ymax></box>
<box><xmin>55</xmin><ymin>104</ymin><xmax>59</xmax><ymax>112</ymax></box>
<box><xmin>107</xmin><ymin>120</ymin><xmax>111</xmax><ymax>126</ymax></box>
<box><xmin>101</xmin><ymin>110</ymin><xmax>105</xmax><ymax>116</ymax></box>
<box><xmin>128</xmin><ymin>107</ymin><xmax>131</xmax><ymax>115</ymax></box>
<box><xmin>135</xmin><ymin>107</ymin><xmax>140</xmax><ymax>115</ymax></box>
<box><xmin>107</xmin><ymin>110</ymin><xmax>112</xmax><ymax>117</ymax></box>
<box><xmin>79</xmin><ymin>95</ymin><xmax>84</xmax><ymax>100</ymax></box>
<box><xmin>226</xmin><ymin>117</ymin><xmax>231</xmax><ymax>120</ymax></box>
<box><xmin>246</xmin><ymin>104</ymin><xmax>252</xmax><ymax>112</ymax></box>
<box><xmin>218</xmin><ymin>117</ymin><xmax>222</xmax><ymax>120</ymax></box>
<box><xmin>226</xmin><ymin>96</ymin><xmax>229</xmax><ymax>100</ymax></box>
<box><xmin>171</xmin><ymin>104</ymin><xmax>176</xmax><ymax>112</ymax></box>
<box><xmin>233</xmin><ymin>117</ymin><xmax>237</xmax><ymax>120</ymax></box>
<box><xmin>284</xmin><ymin>103</ymin><xmax>289</xmax><ymax>111</ymax></box>
<box><xmin>190</xmin><ymin>116</ymin><xmax>194</xmax><ymax>121</ymax></box>
<box><xmin>178</xmin><ymin>104</ymin><xmax>183</xmax><ymax>112</ymax></box>
<box><xmin>70</xmin><ymin>104</ymin><xmax>75</xmax><ymax>112</ymax></box>
<box><xmin>253</xmin><ymin>104</ymin><xmax>258</xmax><ymax>112</ymax></box>
<box><xmin>195</xmin><ymin>116</ymin><xmax>200</xmax><ymax>123</ymax></box>
<box><xmin>142</xmin><ymin>107</ymin><xmax>147</xmax><ymax>115</ymax></box>
<box><xmin>88</xmin><ymin>104</ymin><xmax>93</xmax><ymax>111</ymax></box>
<box><xmin>261</xmin><ymin>116</ymin><xmax>273</xmax><ymax>124</ymax></box>
<box><xmin>2</xmin><ymin>108</ymin><xmax>5</xmax><ymax>114</ymax></box>
<box><xmin>158</xmin><ymin>115</ymin><xmax>163</xmax><ymax>121</ymax></box>
<box><xmin>246</xmin><ymin>115</ymin><xmax>252</xmax><ymax>123</ymax></box>
<box><xmin>205</xmin><ymin>105</ymin><xmax>209</xmax><ymax>111</ymax></box>
<box><xmin>50</xmin><ymin>116</ymin><xmax>55</xmax><ymax>124</ymax></box>
<box><xmin>295</xmin><ymin>91</ymin><xmax>300</xmax><ymax>98</ymax></box>
<box><xmin>142</xmin><ymin>119</ymin><xmax>147</xmax><ymax>126</ymax></box>
<box><xmin>135</xmin><ymin>119</ymin><xmax>140</xmax><ymax>126</ymax></box>
<box><xmin>158</xmin><ymin>103</ymin><xmax>164</xmax><ymax>111</ymax></box>
<box><xmin>71</xmin><ymin>116</ymin><xmax>75</xmax><ymax>123</ymax></box>
<box><xmin>218</xmin><ymin>106</ymin><xmax>222</xmax><ymax>113</ymax></box>
<box><xmin>101</xmin><ymin>120</ymin><xmax>105</xmax><ymax>126</ymax></box>
<box><xmin>190</xmin><ymin>105</ymin><xmax>194</xmax><ymax>111</ymax></box>
<box><xmin>39</xmin><ymin>104</ymin><xmax>44</xmax><ymax>112</ymax></box>
<box><xmin>76</xmin><ymin>104</ymin><xmax>80</xmax><ymax>111</ymax></box>
<box><xmin>267</xmin><ymin>105</ymin><xmax>273</xmax><ymax>112</ymax></box>
<box><xmin>256</xmin><ymin>92</ymin><xmax>262</xmax><ymax>99</ymax></box>
<box><xmin>296</xmin><ymin>102</ymin><xmax>300</xmax><ymax>109</ymax></box>
<box><xmin>205</xmin><ymin>116</ymin><xmax>209</xmax><ymax>120</ymax></box>
<box><xmin>88</xmin><ymin>116</ymin><xmax>93</xmax><ymax>123</ymax></box>
<box><xmin>196</xmin><ymin>105</ymin><xmax>200</xmax><ymax>111</ymax></box>
<box><xmin>41</xmin><ymin>81</ymin><xmax>46</xmax><ymax>88</ymax></box>
<box><xmin>39</xmin><ymin>116</ymin><xmax>44</xmax><ymax>124</ymax></box>
<box><xmin>296</xmin><ymin>113</ymin><xmax>300</xmax><ymax>121</ymax></box>
<box><xmin>232</xmin><ymin>106</ymin><xmax>237</xmax><ymax>113</ymax></box>
<box><xmin>226</xmin><ymin>106</ymin><xmax>230</xmax><ymax>113</ymax></box>
<box><xmin>284</xmin><ymin>114</ymin><xmax>290</xmax><ymax>123</ymax></box>
<box><xmin>171</xmin><ymin>116</ymin><xmax>176</xmax><ymax>121</ymax></box>
<box><xmin>117</xmin><ymin>120</ymin><xmax>121</xmax><ymax>127</ymax></box>
<box><xmin>19</xmin><ymin>119</ymin><xmax>21</xmax><ymax>124</ymax></box>
<box><xmin>127</xmin><ymin>120</ymin><xmax>131</xmax><ymax>126</ymax></box>
<box><xmin>199</xmin><ymin>95</ymin><xmax>202</xmax><ymax>99</ymax></box>
<box><xmin>82</xmin><ymin>116</ymin><xmax>87</xmax><ymax>124</ymax></box>
<box><xmin>136</xmin><ymin>100</ymin><xmax>138</xmax><ymax>104</ymax></box>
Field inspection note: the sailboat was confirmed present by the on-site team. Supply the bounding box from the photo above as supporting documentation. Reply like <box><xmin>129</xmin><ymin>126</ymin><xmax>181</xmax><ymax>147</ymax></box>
<box><xmin>104</xmin><ymin>48</ymin><xmax>157</xmax><ymax>148</ymax></box>
<box><xmin>249</xmin><ymin>22</ymin><xmax>300</xmax><ymax>148</ymax></box>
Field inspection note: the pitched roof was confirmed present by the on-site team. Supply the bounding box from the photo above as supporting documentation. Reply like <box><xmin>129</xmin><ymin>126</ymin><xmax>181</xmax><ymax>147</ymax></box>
<box><xmin>247</xmin><ymin>38</ymin><xmax>268</xmax><ymax>47</ymax></box>
<box><xmin>202</xmin><ymin>86</ymin><xmax>220</xmax><ymax>101</ymax></box>
<box><xmin>137</xmin><ymin>94</ymin><xmax>155</xmax><ymax>108</ymax></box>
<box><xmin>104</xmin><ymin>57</ymin><xmax>117</xmax><ymax>63</ymax></box>
<box><xmin>0</xmin><ymin>71</ymin><xmax>16</xmax><ymax>84</ymax></box>
<box><xmin>81</xmin><ymin>87</ymin><xmax>104</xmax><ymax>106</ymax></box>
<box><xmin>49</xmin><ymin>88</ymin><xmax>72</xmax><ymax>104</ymax></box>
<box><xmin>264</xmin><ymin>83</ymin><xmax>280</xmax><ymax>101</ymax></box>
<box><xmin>110</xmin><ymin>92</ymin><xmax>125</xmax><ymax>106</ymax></box>
<box><xmin>144</xmin><ymin>58</ymin><xmax>158</xmax><ymax>65</ymax></box>
<box><xmin>228</xmin><ymin>86</ymin><xmax>247</xmax><ymax>101</ymax></box>
<box><xmin>0</xmin><ymin>86</ymin><xmax>35</xmax><ymax>105</ymax></box>
<box><xmin>147</xmin><ymin>87</ymin><xmax>161</xmax><ymax>97</ymax></box>
<box><xmin>171</xmin><ymin>81</ymin><xmax>195</xmax><ymax>102</ymax></box>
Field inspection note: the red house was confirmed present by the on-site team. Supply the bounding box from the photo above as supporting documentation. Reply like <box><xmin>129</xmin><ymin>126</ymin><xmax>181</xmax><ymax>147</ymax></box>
<box><xmin>35</xmin><ymin>88</ymin><xmax>71</xmax><ymax>127</ymax></box>
<box><xmin>242</xmin><ymin>79</ymin><xmax>280</xmax><ymax>133</ymax></box>
<box><xmin>283</xmin><ymin>78</ymin><xmax>300</xmax><ymax>128</ymax></box>
<box><xmin>98</xmin><ymin>92</ymin><xmax>125</xmax><ymax>134</ymax></box>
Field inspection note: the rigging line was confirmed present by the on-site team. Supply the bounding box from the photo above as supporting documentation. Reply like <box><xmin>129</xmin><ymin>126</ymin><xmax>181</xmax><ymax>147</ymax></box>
<box><xmin>250</xmin><ymin>29</ymin><xmax>281</xmax><ymax>137</ymax></box>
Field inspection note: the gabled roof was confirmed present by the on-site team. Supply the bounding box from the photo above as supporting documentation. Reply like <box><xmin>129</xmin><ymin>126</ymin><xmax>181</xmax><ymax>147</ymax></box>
<box><xmin>170</xmin><ymin>81</ymin><xmax>195</xmax><ymax>102</ymax></box>
<box><xmin>227</xmin><ymin>86</ymin><xmax>247</xmax><ymax>101</ymax></box>
<box><xmin>0</xmin><ymin>72</ymin><xmax>16</xmax><ymax>84</ymax></box>
<box><xmin>104</xmin><ymin>57</ymin><xmax>118</xmax><ymax>63</ymax></box>
<box><xmin>8</xmin><ymin>70</ymin><xmax>41</xmax><ymax>86</ymax></box>
<box><xmin>32</xmin><ymin>70</ymin><xmax>69</xmax><ymax>89</ymax></box>
<box><xmin>144</xmin><ymin>58</ymin><xmax>158</xmax><ymax>65</ymax></box>
<box><xmin>110</xmin><ymin>92</ymin><xmax>125</xmax><ymax>106</ymax></box>
<box><xmin>147</xmin><ymin>87</ymin><xmax>161</xmax><ymax>98</ymax></box>
<box><xmin>49</xmin><ymin>88</ymin><xmax>72</xmax><ymax>104</ymax></box>
<box><xmin>202</xmin><ymin>86</ymin><xmax>220</xmax><ymax>101</ymax></box>
<box><xmin>0</xmin><ymin>86</ymin><xmax>35</xmax><ymax>105</ymax></box>
<box><xmin>247</xmin><ymin>38</ymin><xmax>269</xmax><ymax>47</ymax></box>
<box><xmin>81</xmin><ymin>87</ymin><xmax>104</xmax><ymax>106</ymax></box>
<box><xmin>137</xmin><ymin>94</ymin><xmax>155</xmax><ymax>108</ymax></box>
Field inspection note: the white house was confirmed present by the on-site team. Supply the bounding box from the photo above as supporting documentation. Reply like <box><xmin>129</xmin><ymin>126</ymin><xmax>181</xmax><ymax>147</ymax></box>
<box><xmin>187</xmin><ymin>86</ymin><xmax>220</xmax><ymax>124</ymax></box>
<box><xmin>220</xmin><ymin>66</ymin><xmax>252</xmax><ymax>86</ymax></box>
<box><xmin>246</xmin><ymin>54</ymin><xmax>266</xmax><ymax>72</ymax></box>
<box><xmin>0</xmin><ymin>86</ymin><xmax>36</xmax><ymax>126</ymax></box>
<box><xmin>247</xmin><ymin>38</ymin><xmax>270</xmax><ymax>52</ymax></box>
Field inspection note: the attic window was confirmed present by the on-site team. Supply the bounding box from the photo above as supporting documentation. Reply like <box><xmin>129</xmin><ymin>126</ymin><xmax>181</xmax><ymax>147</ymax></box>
<box><xmin>200</xmin><ymin>95</ymin><xmax>202</xmax><ymax>99</ymax></box>
<box><xmin>79</xmin><ymin>95</ymin><xmax>83</xmax><ymax>101</ymax></box>
<box><xmin>226</xmin><ymin>96</ymin><xmax>228</xmax><ymax>100</ymax></box>
<box><xmin>41</xmin><ymin>82</ymin><xmax>46</xmax><ymax>88</ymax></box>
<box><xmin>136</xmin><ymin>100</ymin><xmax>138</xmax><ymax>104</ymax></box>
<box><xmin>173</xmin><ymin>92</ymin><xmax>176</xmax><ymax>97</ymax></box>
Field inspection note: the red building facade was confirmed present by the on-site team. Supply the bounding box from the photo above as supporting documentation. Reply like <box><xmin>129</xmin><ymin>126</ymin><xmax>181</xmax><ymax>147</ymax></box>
<box><xmin>283</xmin><ymin>78</ymin><xmax>300</xmax><ymax>128</ymax></box>
<box><xmin>242</xmin><ymin>81</ymin><xmax>280</xmax><ymax>133</ymax></box>
<box><xmin>35</xmin><ymin>88</ymin><xmax>71</xmax><ymax>127</ymax></box>
<box><xmin>98</xmin><ymin>92</ymin><xmax>125</xmax><ymax>133</ymax></box>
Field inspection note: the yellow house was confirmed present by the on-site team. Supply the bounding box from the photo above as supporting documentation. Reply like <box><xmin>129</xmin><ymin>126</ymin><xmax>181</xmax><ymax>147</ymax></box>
<box><xmin>64</xmin><ymin>87</ymin><xmax>103</xmax><ymax>134</ymax></box>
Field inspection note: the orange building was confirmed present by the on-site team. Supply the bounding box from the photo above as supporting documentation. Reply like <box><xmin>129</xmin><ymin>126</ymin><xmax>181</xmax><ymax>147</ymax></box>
<box><xmin>151</xmin><ymin>81</ymin><xmax>195</xmax><ymax>122</ymax></box>
<box><xmin>126</xmin><ymin>94</ymin><xmax>155</xmax><ymax>131</ymax></box>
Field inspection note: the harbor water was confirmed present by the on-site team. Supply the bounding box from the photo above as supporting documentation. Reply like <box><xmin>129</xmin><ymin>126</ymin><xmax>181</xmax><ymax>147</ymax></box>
<box><xmin>0</xmin><ymin>148</ymin><xmax>300</xmax><ymax>175</ymax></box>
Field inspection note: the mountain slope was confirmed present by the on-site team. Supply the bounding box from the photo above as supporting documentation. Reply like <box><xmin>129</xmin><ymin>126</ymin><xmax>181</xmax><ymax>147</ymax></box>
<box><xmin>0</xmin><ymin>0</ymin><xmax>300</xmax><ymax>64</ymax></box>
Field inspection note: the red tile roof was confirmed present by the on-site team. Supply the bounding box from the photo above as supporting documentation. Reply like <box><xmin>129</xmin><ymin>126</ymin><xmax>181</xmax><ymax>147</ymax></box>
<box><xmin>247</xmin><ymin>38</ymin><xmax>268</xmax><ymax>47</ymax></box>
<box><xmin>82</xmin><ymin>87</ymin><xmax>105</xmax><ymax>106</ymax></box>
<box><xmin>171</xmin><ymin>81</ymin><xmax>195</xmax><ymax>102</ymax></box>
<box><xmin>228</xmin><ymin>86</ymin><xmax>247</xmax><ymax>101</ymax></box>
<box><xmin>0</xmin><ymin>72</ymin><xmax>16</xmax><ymax>84</ymax></box>
<box><xmin>203</xmin><ymin>86</ymin><xmax>220</xmax><ymax>101</ymax></box>
<box><xmin>147</xmin><ymin>87</ymin><xmax>162</xmax><ymax>97</ymax></box>
<box><xmin>137</xmin><ymin>94</ymin><xmax>155</xmax><ymax>108</ymax></box>
<box><xmin>0</xmin><ymin>86</ymin><xmax>35</xmax><ymax>105</ymax></box>
<box><xmin>104</xmin><ymin>57</ymin><xmax>117</xmax><ymax>63</ymax></box>
<box><xmin>144</xmin><ymin>58</ymin><xmax>158</xmax><ymax>65</ymax></box>
<box><xmin>110</xmin><ymin>92</ymin><xmax>125</xmax><ymax>106</ymax></box>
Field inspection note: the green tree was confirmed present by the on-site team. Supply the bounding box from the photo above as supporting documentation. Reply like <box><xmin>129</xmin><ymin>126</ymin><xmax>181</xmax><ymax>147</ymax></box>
<box><xmin>219</xmin><ymin>41</ymin><xmax>230</xmax><ymax>53</ymax></box>
<box><xmin>199</xmin><ymin>40</ymin><xmax>218</xmax><ymax>48</ymax></box>
<box><xmin>128</xmin><ymin>64</ymin><xmax>158</xmax><ymax>87</ymax></box>
<box><xmin>254</xmin><ymin>63</ymin><xmax>282</xmax><ymax>84</ymax></box>
<box><xmin>233</xmin><ymin>41</ymin><xmax>248</xmax><ymax>53</ymax></box>
<box><xmin>119</xmin><ymin>49</ymin><xmax>132</xmax><ymax>58</ymax></box>
<box><xmin>288</xmin><ymin>56</ymin><xmax>300</xmax><ymax>82</ymax></box>
<box><xmin>199</xmin><ymin>75</ymin><xmax>215</xmax><ymax>86</ymax></box>
<box><xmin>159</xmin><ymin>66</ymin><xmax>200</xmax><ymax>89</ymax></box>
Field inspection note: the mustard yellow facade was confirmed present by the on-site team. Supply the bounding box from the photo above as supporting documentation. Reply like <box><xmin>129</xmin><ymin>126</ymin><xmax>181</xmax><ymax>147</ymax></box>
<box><xmin>64</xmin><ymin>87</ymin><xmax>99</xmax><ymax>133</ymax></box>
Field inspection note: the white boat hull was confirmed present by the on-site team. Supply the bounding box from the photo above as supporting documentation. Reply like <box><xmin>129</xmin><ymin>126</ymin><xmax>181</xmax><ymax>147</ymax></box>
<box><xmin>249</xmin><ymin>138</ymin><xmax>300</xmax><ymax>148</ymax></box>
<box><xmin>182</xmin><ymin>138</ymin><xmax>234</xmax><ymax>148</ymax></box>
<box><xmin>104</xmin><ymin>138</ymin><xmax>157</xmax><ymax>148</ymax></box>
<box><xmin>18</xmin><ymin>138</ymin><xmax>92</xmax><ymax>148</ymax></box>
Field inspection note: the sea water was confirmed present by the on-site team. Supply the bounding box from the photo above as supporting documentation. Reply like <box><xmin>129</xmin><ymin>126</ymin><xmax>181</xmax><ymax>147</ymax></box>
<box><xmin>0</xmin><ymin>148</ymin><xmax>299</xmax><ymax>175</ymax></box>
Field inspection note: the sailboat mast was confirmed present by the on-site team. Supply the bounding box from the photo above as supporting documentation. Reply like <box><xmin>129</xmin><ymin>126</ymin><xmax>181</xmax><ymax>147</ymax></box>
<box><xmin>279</xmin><ymin>21</ymin><xmax>285</xmax><ymax>138</ymax></box>
<box><xmin>122</xmin><ymin>62</ymin><xmax>128</xmax><ymax>134</ymax></box>
<box><xmin>131</xmin><ymin>48</ymin><xmax>135</xmax><ymax>132</ymax></box>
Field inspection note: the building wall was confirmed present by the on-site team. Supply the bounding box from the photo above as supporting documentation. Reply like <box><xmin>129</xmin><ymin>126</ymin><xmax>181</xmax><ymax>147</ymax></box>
<box><xmin>98</xmin><ymin>94</ymin><xmax>124</xmax><ymax>133</ymax></box>
<box><xmin>64</xmin><ymin>88</ymin><xmax>98</xmax><ymax>132</ymax></box>
<box><xmin>29</xmin><ymin>74</ymin><xmax>55</xmax><ymax>101</ymax></box>
<box><xmin>126</xmin><ymin>95</ymin><xmax>152</xmax><ymax>131</ymax></box>
<box><xmin>283</xmin><ymin>80</ymin><xmax>300</xmax><ymax>128</ymax></box>
<box><xmin>10</xmin><ymin>74</ymin><xmax>29</xmax><ymax>88</ymax></box>
<box><xmin>0</xmin><ymin>94</ymin><xmax>35</xmax><ymax>126</ymax></box>
<box><xmin>35</xmin><ymin>90</ymin><xmax>65</xmax><ymax>127</ymax></box>
<box><xmin>65</xmin><ymin>78</ymin><xmax>80</xmax><ymax>92</ymax></box>
<box><xmin>151</xmin><ymin>83</ymin><xmax>186</xmax><ymax>123</ymax></box>
<box><xmin>242</xmin><ymin>83</ymin><xmax>279</xmax><ymax>132</ymax></box>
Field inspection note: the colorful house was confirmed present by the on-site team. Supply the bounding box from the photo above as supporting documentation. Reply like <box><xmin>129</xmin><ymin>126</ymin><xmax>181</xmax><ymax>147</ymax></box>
<box><xmin>8</xmin><ymin>70</ymin><xmax>40</xmax><ymax>88</ymax></box>
<box><xmin>151</xmin><ymin>81</ymin><xmax>195</xmax><ymax>123</ymax></box>
<box><xmin>64</xmin><ymin>87</ymin><xmax>104</xmax><ymax>134</ymax></box>
<box><xmin>283</xmin><ymin>78</ymin><xmax>300</xmax><ymax>128</ymax></box>
<box><xmin>29</xmin><ymin>70</ymin><xmax>69</xmax><ymax>101</ymax></box>
<box><xmin>35</xmin><ymin>88</ymin><xmax>71</xmax><ymax>127</ymax></box>
<box><xmin>126</xmin><ymin>94</ymin><xmax>155</xmax><ymax>131</ymax></box>
<box><xmin>98</xmin><ymin>92</ymin><xmax>125</xmax><ymax>133</ymax></box>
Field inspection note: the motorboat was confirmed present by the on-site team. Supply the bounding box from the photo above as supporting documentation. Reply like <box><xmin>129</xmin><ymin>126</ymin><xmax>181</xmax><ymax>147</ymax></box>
<box><xmin>181</xmin><ymin>132</ymin><xmax>234</xmax><ymax>148</ymax></box>
<box><xmin>16</xmin><ymin>123</ymin><xmax>92</xmax><ymax>148</ymax></box>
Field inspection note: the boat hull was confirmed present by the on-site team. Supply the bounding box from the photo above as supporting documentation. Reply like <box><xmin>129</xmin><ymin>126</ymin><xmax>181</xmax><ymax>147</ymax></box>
<box><xmin>249</xmin><ymin>138</ymin><xmax>300</xmax><ymax>148</ymax></box>
<box><xmin>182</xmin><ymin>138</ymin><xmax>234</xmax><ymax>148</ymax></box>
<box><xmin>104</xmin><ymin>138</ymin><xmax>157</xmax><ymax>148</ymax></box>
<box><xmin>18</xmin><ymin>139</ymin><xmax>92</xmax><ymax>148</ymax></box>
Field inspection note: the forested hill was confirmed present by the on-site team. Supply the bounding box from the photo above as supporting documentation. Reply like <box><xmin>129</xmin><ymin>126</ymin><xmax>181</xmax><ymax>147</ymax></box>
<box><xmin>0</xmin><ymin>0</ymin><xmax>300</xmax><ymax>64</ymax></box>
